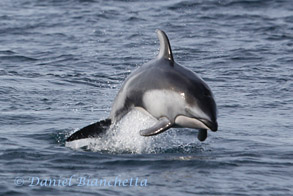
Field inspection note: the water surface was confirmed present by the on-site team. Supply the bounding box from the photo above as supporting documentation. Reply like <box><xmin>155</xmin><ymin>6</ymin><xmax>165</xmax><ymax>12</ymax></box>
<box><xmin>0</xmin><ymin>0</ymin><xmax>293</xmax><ymax>195</ymax></box>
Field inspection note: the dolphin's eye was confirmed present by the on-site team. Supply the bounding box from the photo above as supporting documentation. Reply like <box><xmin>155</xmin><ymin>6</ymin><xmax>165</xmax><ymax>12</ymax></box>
<box><xmin>203</xmin><ymin>89</ymin><xmax>211</xmax><ymax>97</ymax></box>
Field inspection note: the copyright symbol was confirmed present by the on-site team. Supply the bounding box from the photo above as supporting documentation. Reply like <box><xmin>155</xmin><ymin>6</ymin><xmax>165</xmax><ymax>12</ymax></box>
<box><xmin>14</xmin><ymin>177</ymin><xmax>24</xmax><ymax>186</ymax></box>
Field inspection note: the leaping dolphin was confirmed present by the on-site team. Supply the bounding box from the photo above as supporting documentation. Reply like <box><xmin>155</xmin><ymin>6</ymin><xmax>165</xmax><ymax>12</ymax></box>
<box><xmin>66</xmin><ymin>29</ymin><xmax>218</xmax><ymax>142</ymax></box>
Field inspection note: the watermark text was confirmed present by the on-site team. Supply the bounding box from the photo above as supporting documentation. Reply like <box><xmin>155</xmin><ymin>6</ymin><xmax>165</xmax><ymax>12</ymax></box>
<box><xmin>14</xmin><ymin>175</ymin><xmax>148</xmax><ymax>188</ymax></box>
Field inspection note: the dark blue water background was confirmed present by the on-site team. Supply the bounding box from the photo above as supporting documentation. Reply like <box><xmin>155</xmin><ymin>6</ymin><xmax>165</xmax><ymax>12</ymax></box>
<box><xmin>0</xmin><ymin>0</ymin><xmax>293</xmax><ymax>195</ymax></box>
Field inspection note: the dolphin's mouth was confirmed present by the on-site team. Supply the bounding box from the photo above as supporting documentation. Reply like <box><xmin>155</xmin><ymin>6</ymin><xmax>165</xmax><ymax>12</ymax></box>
<box><xmin>184</xmin><ymin>108</ymin><xmax>218</xmax><ymax>132</ymax></box>
<box><xmin>174</xmin><ymin>115</ymin><xmax>217</xmax><ymax>132</ymax></box>
<box><xmin>198</xmin><ymin>119</ymin><xmax>218</xmax><ymax>132</ymax></box>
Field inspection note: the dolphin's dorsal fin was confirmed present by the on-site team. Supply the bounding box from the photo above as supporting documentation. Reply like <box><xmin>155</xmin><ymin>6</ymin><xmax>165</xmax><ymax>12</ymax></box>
<box><xmin>156</xmin><ymin>29</ymin><xmax>174</xmax><ymax>62</ymax></box>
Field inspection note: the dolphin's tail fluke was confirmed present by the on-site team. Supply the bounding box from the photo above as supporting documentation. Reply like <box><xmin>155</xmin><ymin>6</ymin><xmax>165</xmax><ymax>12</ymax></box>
<box><xmin>66</xmin><ymin>119</ymin><xmax>111</xmax><ymax>142</ymax></box>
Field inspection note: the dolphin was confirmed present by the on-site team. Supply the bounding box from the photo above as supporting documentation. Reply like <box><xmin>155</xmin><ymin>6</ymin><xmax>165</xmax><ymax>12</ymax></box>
<box><xmin>66</xmin><ymin>29</ymin><xmax>218</xmax><ymax>142</ymax></box>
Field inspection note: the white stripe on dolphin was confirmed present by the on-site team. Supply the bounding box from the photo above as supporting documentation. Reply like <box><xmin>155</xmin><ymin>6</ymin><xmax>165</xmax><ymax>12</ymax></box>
<box><xmin>66</xmin><ymin>29</ymin><xmax>218</xmax><ymax>142</ymax></box>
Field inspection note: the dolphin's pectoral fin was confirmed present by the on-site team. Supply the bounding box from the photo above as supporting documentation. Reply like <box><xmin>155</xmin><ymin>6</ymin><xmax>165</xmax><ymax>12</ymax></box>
<box><xmin>66</xmin><ymin>119</ymin><xmax>111</xmax><ymax>142</ymax></box>
<box><xmin>197</xmin><ymin>129</ymin><xmax>207</xmax><ymax>142</ymax></box>
<box><xmin>140</xmin><ymin>117</ymin><xmax>172</xmax><ymax>136</ymax></box>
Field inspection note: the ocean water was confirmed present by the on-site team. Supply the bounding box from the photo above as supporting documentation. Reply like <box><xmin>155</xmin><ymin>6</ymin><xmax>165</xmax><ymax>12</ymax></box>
<box><xmin>0</xmin><ymin>0</ymin><xmax>293</xmax><ymax>195</ymax></box>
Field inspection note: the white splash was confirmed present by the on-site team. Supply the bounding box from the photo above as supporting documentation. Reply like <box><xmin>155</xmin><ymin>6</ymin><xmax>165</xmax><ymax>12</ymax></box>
<box><xmin>66</xmin><ymin>108</ymin><xmax>200</xmax><ymax>154</ymax></box>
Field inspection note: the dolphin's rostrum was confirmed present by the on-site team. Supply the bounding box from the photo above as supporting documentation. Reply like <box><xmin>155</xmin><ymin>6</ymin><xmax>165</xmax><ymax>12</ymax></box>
<box><xmin>66</xmin><ymin>29</ymin><xmax>218</xmax><ymax>142</ymax></box>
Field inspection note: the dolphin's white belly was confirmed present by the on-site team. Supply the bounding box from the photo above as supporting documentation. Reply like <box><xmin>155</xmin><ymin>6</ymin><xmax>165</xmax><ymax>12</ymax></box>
<box><xmin>142</xmin><ymin>89</ymin><xmax>186</xmax><ymax>121</ymax></box>
<box><xmin>142</xmin><ymin>89</ymin><xmax>210</xmax><ymax>130</ymax></box>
